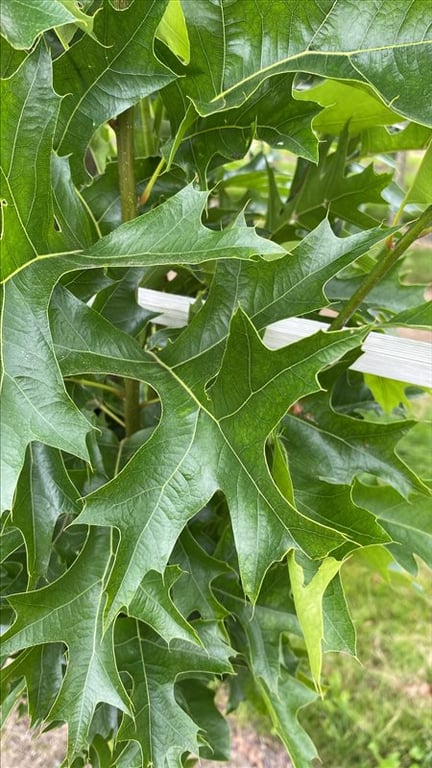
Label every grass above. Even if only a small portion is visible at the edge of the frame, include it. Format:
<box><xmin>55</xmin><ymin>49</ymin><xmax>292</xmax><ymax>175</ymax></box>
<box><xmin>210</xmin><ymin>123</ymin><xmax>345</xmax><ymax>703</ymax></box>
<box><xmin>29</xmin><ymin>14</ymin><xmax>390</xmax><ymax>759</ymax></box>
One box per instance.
<box><xmin>401</xmin><ymin>246</ymin><xmax>432</xmax><ymax>286</ymax></box>
<box><xmin>300</xmin><ymin>396</ymin><xmax>432</xmax><ymax>768</ymax></box>
<box><xmin>301</xmin><ymin>560</ymin><xmax>432</xmax><ymax>768</ymax></box>
<box><xmin>232</xmin><ymin>396</ymin><xmax>432</xmax><ymax>768</ymax></box>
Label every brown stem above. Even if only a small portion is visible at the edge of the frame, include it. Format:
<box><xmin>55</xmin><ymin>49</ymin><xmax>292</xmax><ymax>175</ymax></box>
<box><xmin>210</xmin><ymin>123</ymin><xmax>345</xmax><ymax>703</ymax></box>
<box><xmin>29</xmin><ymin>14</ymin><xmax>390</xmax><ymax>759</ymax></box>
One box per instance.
<box><xmin>115</xmin><ymin>104</ymin><xmax>142</xmax><ymax>435</ymax></box>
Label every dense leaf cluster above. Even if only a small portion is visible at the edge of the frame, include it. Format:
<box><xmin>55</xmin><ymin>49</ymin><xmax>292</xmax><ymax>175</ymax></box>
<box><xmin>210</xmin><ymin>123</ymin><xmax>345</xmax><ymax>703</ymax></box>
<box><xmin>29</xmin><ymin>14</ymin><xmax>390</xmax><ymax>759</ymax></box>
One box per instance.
<box><xmin>1</xmin><ymin>2</ymin><xmax>431</xmax><ymax>767</ymax></box>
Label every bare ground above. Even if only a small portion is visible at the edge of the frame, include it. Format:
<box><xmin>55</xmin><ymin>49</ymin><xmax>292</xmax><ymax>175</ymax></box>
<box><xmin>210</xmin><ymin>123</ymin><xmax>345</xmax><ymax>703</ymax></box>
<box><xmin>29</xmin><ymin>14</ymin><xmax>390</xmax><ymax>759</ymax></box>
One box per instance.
<box><xmin>0</xmin><ymin>712</ymin><xmax>291</xmax><ymax>768</ymax></box>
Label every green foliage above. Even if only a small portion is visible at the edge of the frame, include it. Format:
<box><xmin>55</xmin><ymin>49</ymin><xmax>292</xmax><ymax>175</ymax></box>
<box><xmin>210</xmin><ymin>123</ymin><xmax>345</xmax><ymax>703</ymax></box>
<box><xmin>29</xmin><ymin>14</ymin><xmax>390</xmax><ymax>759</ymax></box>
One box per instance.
<box><xmin>301</xmin><ymin>560</ymin><xmax>432</xmax><ymax>768</ymax></box>
<box><xmin>1</xmin><ymin>2</ymin><xmax>431</xmax><ymax>767</ymax></box>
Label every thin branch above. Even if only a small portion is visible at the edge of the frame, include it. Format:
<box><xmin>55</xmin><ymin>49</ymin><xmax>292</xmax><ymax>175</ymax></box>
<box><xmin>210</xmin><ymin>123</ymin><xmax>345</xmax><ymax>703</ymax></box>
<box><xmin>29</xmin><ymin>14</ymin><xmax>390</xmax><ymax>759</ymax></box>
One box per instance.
<box><xmin>330</xmin><ymin>205</ymin><xmax>432</xmax><ymax>330</ymax></box>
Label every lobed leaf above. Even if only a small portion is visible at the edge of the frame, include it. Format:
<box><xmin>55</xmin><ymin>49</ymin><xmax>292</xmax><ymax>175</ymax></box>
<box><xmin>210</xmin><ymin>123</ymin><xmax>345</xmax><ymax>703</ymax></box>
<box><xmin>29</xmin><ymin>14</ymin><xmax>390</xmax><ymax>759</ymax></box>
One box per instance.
<box><xmin>1</xmin><ymin>529</ymin><xmax>131</xmax><ymax>758</ymax></box>
<box><xmin>0</xmin><ymin>0</ymin><xmax>94</xmax><ymax>49</ymax></box>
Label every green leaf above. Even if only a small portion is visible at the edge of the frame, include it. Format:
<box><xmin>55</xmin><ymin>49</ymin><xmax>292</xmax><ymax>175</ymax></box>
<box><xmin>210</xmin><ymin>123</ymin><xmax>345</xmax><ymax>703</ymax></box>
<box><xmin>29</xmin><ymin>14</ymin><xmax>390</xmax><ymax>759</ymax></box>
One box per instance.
<box><xmin>56</xmin><ymin>0</ymin><xmax>96</xmax><ymax>37</ymax></box>
<box><xmin>404</xmin><ymin>140</ymin><xmax>432</xmax><ymax>204</ymax></box>
<box><xmin>215</xmin><ymin>567</ymin><xmax>299</xmax><ymax>694</ymax></box>
<box><xmin>0</xmin><ymin>0</ymin><xmax>93</xmax><ymax>49</ymax></box>
<box><xmin>363</xmin><ymin>375</ymin><xmax>411</xmax><ymax>413</ymax></box>
<box><xmin>1</xmin><ymin>529</ymin><xmax>131</xmax><ymax>759</ymax></box>
<box><xmin>214</xmin><ymin>563</ymin><xmax>320</xmax><ymax>767</ymax></box>
<box><xmin>1</xmin><ymin>186</ymin><xmax>282</xmax><ymax>513</ymax></box>
<box><xmin>361</xmin><ymin>122</ymin><xmax>432</xmax><ymax>155</ymax></box>
<box><xmin>0</xmin><ymin>34</ymin><xmax>26</xmax><ymax>77</ymax></box>
<box><xmin>1</xmin><ymin>644</ymin><xmax>64</xmax><ymax>725</ymax></box>
<box><xmin>387</xmin><ymin>301</ymin><xmax>432</xmax><ymax>329</ymax></box>
<box><xmin>353</xmin><ymin>482</ymin><xmax>432</xmax><ymax>573</ymax></box>
<box><xmin>51</xmin><ymin>154</ymin><xmax>99</xmax><ymax>250</ymax></box>
<box><xmin>12</xmin><ymin>442</ymin><xmax>81</xmax><ymax>586</ymax></box>
<box><xmin>175</xmin><ymin>680</ymin><xmax>230</xmax><ymax>760</ymax></box>
<box><xmin>91</xmin><ymin>268</ymin><xmax>154</xmax><ymax>337</ymax></box>
<box><xmin>294</xmin><ymin>79</ymin><xmax>401</xmax><ymax>136</ymax></box>
<box><xmin>277</xmin><ymin>426</ymin><xmax>392</xmax><ymax>548</ymax></box>
<box><xmin>81</xmin><ymin>157</ymin><xmax>187</xmax><ymax>235</ymax></box>
<box><xmin>114</xmin><ymin>619</ymin><xmax>233</xmax><ymax>768</ymax></box>
<box><xmin>327</xmin><ymin>263</ymin><xmax>426</xmax><ymax>317</ymax></box>
<box><xmin>75</xmin><ymin>307</ymin><xmax>362</xmax><ymax>620</ymax></box>
<box><xmin>172</xmin><ymin>528</ymin><xmax>231</xmax><ymax>621</ymax></box>
<box><xmin>0</xmin><ymin>525</ymin><xmax>23</xmax><ymax>563</ymax></box>
<box><xmin>322</xmin><ymin>573</ymin><xmax>356</xmax><ymax>655</ymax></box>
<box><xmin>156</xmin><ymin>0</ymin><xmax>190</xmax><ymax>65</ymax></box>
<box><xmin>281</xmin><ymin>403</ymin><xmax>428</xmax><ymax>500</ymax></box>
<box><xmin>84</xmin><ymin>185</ymin><xmax>284</xmax><ymax>263</ymax></box>
<box><xmin>288</xmin><ymin>552</ymin><xmax>342</xmax><ymax>690</ymax></box>
<box><xmin>0</xmin><ymin>274</ymin><xmax>93</xmax><ymax>513</ymax></box>
<box><xmin>53</xmin><ymin>0</ymin><xmax>176</xmax><ymax>183</ymax></box>
<box><xmin>276</xmin><ymin>128</ymin><xmax>392</xmax><ymax>232</ymax></box>
<box><xmin>0</xmin><ymin>44</ymin><xmax>61</xmax><ymax>278</ymax></box>
<box><xmin>159</xmin><ymin>218</ymin><xmax>391</xmax><ymax>385</ymax></box>
<box><xmin>259</xmin><ymin>672</ymin><xmax>318</xmax><ymax>768</ymax></box>
<box><xmin>127</xmin><ymin>566</ymin><xmax>200</xmax><ymax>646</ymax></box>
<box><xmin>173</xmin><ymin>0</ymin><xmax>432</xmax><ymax>127</ymax></box>
<box><xmin>165</xmin><ymin>73</ymin><xmax>320</xmax><ymax>181</ymax></box>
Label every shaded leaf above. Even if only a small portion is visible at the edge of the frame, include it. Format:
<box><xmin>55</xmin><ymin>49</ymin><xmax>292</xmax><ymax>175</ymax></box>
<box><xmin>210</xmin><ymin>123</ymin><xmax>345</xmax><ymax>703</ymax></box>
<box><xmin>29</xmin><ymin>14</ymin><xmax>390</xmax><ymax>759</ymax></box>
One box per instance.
<box><xmin>259</xmin><ymin>672</ymin><xmax>318</xmax><ymax>768</ymax></box>
<box><xmin>165</xmin><ymin>73</ymin><xmax>319</xmax><ymax>182</ymax></box>
<box><xmin>322</xmin><ymin>573</ymin><xmax>356</xmax><ymax>655</ymax></box>
<box><xmin>277</xmin><ymin>426</ymin><xmax>391</xmax><ymax>548</ymax></box>
<box><xmin>0</xmin><ymin>525</ymin><xmax>23</xmax><ymax>563</ymax></box>
<box><xmin>281</xmin><ymin>399</ymin><xmax>429</xmax><ymax>500</ymax></box>
<box><xmin>0</xmin><ymin>644</ymin><xmax>64</xmax><ymax>725</ymax></box>
<box><xmin>51</xmin><ymin>153</ymin><xmax>99</xmax><ymax>250</ymax></box>
<box><xmin>114</xmin><ymin>619</ymin><xmax>233</xmax><ymax>768</ymax></box>
<box><xmin>53</xmin><ymin>0</ymin><xmax>176</xmax><ymax>183</ymax></box>
<box><xmin>388</xmin><ymin>301</ymin><xmax>432</xmax><ymax>330</ymax></box>
<box><xmin>215</xmin><ymin>568</ymin><xmax>299</xmax><ymax>694</ymax></box>
<box><xmin>353</xmin><ymin>481</ymin><xmax>432</xmax><ymax>573</ymax></box>
<box><xmin>275</xmin><ymin>128</ymin><xmax>392</xmax><ymax>233</ymax></box>
<box><xmin>1</xmin><ymin>529</ymin><xmax>131</xmax><ymax>759</ymax></box>
<box><xmin>0</xmin><ymin>34</ymin><xmax>26</xmax><ymax>77</ymax></box>
<box><xmin>326</xmin><ymin>263</ymin><xmax>426</xmax><ymax>317</ymax></box>
<box><xmin>171</xmin><ymin>528</ymin><xmax>231</xmax><ymax>621</ymax></box>
<box><xmin>176</xmin><ymin>679</ymin><xmax>230</xmax><ymax>760</ymax></box>
<box><xmin>127</xmin><ymin>566</ymin><xmax>200</xmax><ymax>646</ymax></box>
<box><xmin>12</xmin><ymin>442</ymin><xmax>81</xmax><ymax>586</ymax></box>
